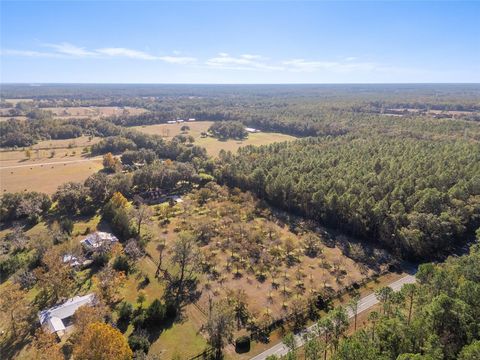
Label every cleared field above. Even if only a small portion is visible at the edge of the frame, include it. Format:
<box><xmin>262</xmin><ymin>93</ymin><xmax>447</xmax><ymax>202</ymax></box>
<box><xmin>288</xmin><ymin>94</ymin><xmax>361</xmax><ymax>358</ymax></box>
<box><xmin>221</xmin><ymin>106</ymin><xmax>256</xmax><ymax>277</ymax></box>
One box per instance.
<box><xmin>134</xmin><ymin>121</ymin><xmax>297</xmax><ymax>156</ymax></box>
<box><xmin>41</xmin><ymin>106</ymin><xmax>147</xmax><ymax>119</ymax></box>
<box><xmin>0</xmin><ymin>136</ymin><xmax>100</xmax><ymax>165</ymax></box>
<box><xmin>0</xmin><ymin>136</ymin><xmax>103</xmax><ymax>194</ymax></box>
<box><xmin>0</xmin><ymin>158</ymin><xmax>103</xmax><ymax>194</ymax></box>
<box><xmin>0</xmin><ymin>105</ymin><xmax>147</xmax><ymax>119</ymax></box>
<box><xmin>2</xmin><ymin>98</ymin><xmax>34</xmax><ymax>105</ymax></box>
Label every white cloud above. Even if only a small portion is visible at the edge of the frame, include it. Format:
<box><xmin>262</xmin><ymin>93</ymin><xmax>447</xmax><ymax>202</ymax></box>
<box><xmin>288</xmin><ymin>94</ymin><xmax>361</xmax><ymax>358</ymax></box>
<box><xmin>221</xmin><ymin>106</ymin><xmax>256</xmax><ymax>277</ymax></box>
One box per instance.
<box><xmin>282</xmin><ymin>58</ymin><xmax>376</xmax><ymax>73</ymax></box>
<box><xmin>240</xmin><ymin>54</ymin><xmax>264</xmax><ymax>60</ymax></box>
<box><xmin>96</xmin><ymin>47</ymin><xmax>157</xmax><ymax>60</ymax></box>
<box><xmin>0</xmin><ymin>49</ymin><xmax>61</xmax><ymax>58</ymax></box>
<box><xmin>1</xmin><ymin>43</ymin><xmax>198</xmax><ymax>64</ymax></box>
<box><xmin>2</xmin><ymin>44</ymin><xmax>412</xmax><ymax>77</ymax></box>
<box><xmin>158</xmin><ymin>56</ymin><xmax>197</xmax><ymax>64</ymax></box>
<box><xmin>44</xmin><ymin>42</ymin><xmax>95</xmax><ymax>57</ymax></box>
<box><xmin>206</xmin><ymin>53</ymin><xmax>283</xmax><ymax>71</ymax></box>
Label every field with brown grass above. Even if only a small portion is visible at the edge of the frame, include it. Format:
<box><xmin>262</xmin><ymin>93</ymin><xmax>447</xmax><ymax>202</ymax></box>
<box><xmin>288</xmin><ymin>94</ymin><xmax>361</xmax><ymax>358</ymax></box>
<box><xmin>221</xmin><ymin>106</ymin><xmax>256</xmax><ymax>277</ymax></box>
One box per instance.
<box><xmin>134</xmin><ymin>121</ymin><xmax>297</xmax><ymax>156</ymax></box>
<box><xmin>0</xmin><ymin>104</ymin><xmax>147</xmax><ymax>120</ymax></box>
<box><xmin>0</xmin><ymin>136</ymin><xmax>103</xmax><ymax>194</ymax></box>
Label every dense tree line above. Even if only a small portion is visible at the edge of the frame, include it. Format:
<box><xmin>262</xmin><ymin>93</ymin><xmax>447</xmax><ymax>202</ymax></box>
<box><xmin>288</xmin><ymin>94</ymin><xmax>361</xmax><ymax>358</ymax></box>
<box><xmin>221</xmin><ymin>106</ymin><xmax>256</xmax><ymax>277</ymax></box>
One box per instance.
<box><xmin>0</xmin><ymin>192</ymin><xmax>51</xmax><ymax>224</ymax></box>
<box><xmin>215</xmin><ymin>137</ymin><xmax>480</xmax><ymax>259</ymax></box>
<box><xmin>0</xmin><ymin>117</ymin><xmax>117</xmax><ymax>147</ymax></box>
<box><xmin>2</xmin><ymin>85</ymin><xmax>479</xmax><ymax>150</ymax></box>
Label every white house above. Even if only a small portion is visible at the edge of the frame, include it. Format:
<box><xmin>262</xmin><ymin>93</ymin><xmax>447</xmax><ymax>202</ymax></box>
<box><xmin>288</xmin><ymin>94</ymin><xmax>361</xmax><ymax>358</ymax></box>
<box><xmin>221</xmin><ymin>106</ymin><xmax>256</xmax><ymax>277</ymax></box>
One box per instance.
<box><xmin>167</xmin><ymin>120</ymin><xmax>176</xmax><ymax>124</ymax></box>
<box><xmin>177</xmin><ymin>119</ymin><xmax>184</xmax><ymax>123</ymax></box>
<box><xmin>188</xmin><ymin>118</ymin><xmax>196</xmax><ymax>122</ymax></box>
<box><xmin>245</xmin><ymin>127</ymin><xmax>260</xmax><ymax>133</ymax></box>
<box><xmin>80</xmin><ymin>231</ymin><xmax>118</xmax><ymax>251</ymax></box>
<box><xmin>38</xmin><ymin>294</ymin><xmax>95</xmax><ymax>337</ymax></box>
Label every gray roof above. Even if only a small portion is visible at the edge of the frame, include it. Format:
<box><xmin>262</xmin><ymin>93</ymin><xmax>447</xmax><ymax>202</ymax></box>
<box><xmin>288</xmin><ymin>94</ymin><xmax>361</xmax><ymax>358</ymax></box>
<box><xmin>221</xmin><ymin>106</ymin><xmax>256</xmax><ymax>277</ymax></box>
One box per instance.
<box><xmin>80</xmin><ymin>232</ymin><xmax>118</xmax><ymax>249</ymax></box>
<box><xmin>38</xmin><ymin>293</ymin><xmax>95</xmax><ymax>333</ymax></box>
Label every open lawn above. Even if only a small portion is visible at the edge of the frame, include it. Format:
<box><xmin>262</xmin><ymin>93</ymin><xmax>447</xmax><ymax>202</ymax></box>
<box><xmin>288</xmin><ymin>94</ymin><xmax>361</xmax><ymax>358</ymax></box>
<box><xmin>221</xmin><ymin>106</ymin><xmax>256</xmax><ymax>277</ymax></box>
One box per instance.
<box><xmin>134</xmin><ymin>121</ymin><xmax>297</xmax><ymax>156</ymax></box>
<box><xmin>0</xmin><ymin>136</ymin><xmax>103</xmax><ymax>194</ymax></box>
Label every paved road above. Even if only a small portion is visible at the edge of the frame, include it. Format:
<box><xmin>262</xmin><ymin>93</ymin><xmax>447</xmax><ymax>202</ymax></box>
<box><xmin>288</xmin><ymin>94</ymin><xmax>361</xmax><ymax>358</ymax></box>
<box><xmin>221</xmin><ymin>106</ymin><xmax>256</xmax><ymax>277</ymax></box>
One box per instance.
<box><xmin>250</xmin><ymin>274</ymin><xmax>416</xmax><ymax>360</ymax></box>
<box><xmin>0</xmin><ymin>157</ymin><xmax>102</xmax><ymax>170</ymax></box>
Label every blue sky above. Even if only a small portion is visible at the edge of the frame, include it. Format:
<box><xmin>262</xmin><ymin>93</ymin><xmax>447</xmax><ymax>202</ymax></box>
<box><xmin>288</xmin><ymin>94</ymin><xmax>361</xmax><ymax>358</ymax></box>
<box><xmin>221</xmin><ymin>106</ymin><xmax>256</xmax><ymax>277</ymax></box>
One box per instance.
<box><xmin>1</xmin><ymin>1</ymin><xmax>479</xmax><ymax>83</ymax></box>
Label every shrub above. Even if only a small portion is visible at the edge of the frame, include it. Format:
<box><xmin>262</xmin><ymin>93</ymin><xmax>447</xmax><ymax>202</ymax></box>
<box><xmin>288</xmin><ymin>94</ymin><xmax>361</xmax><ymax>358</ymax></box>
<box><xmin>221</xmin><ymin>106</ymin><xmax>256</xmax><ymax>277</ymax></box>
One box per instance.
<box><xmin>145</xmin><ymin>299</ymin><xmax>166</xmax><ymax>327</ymax></box>
<box><xmin>128</xmin><ymin>330</ymin><xmax>150</xmax><ymax>353</ymax></box>
<box><xmin>132</xmin><ymin>311</ymin><xmax>147</xmax><ymax>329</ymax></box>
<box><xmin>117</xmin><ymin>301</ymin><xmax>133</xmax><ymax>323</ymax></box>
<box><xmin>113</xmin><ymin>255</ymin><xmax>131</xmax><ymax>274</ymax></box>
<box><xmin>60</xmin><ymin>218</ymin><xmax>74</xmax><ymax>235</ymax></box>
<box><xmin>92</xmin><ymin>252</ymin><xmax>110</xmax><ymax>267</ymax></box>
<box><xmin>235</xmin><ymin>336</ymin><xmax>251</xmax><ymax>353</ymax></box>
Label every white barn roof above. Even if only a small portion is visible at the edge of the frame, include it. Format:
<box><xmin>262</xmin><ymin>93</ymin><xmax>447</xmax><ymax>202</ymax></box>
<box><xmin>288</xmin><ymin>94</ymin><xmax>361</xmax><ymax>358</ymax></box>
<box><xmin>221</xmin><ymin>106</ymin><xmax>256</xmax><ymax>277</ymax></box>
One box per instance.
<box><xmin>38</xmin><ymin>294</ymin><xmax>95</xmax><ymax>334</ymax></box>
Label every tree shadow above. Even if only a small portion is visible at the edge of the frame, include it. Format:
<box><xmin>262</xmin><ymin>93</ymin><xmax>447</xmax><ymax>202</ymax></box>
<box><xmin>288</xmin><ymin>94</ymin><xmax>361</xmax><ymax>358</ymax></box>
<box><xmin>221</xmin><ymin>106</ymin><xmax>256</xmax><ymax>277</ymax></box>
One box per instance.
<box><xmin>145</xmin><ymin>314</ymin><xmax>176</xmax><ymax>344</ymax></box>
<box><xmin>163</xmin><ymin>277</ymin><xmax>202</xmax><ymax>308</ymax></box>
<box><xmin>0</xmin><ymin>333</ymin><xmax>32</xmax><ymax>360</ymax></box>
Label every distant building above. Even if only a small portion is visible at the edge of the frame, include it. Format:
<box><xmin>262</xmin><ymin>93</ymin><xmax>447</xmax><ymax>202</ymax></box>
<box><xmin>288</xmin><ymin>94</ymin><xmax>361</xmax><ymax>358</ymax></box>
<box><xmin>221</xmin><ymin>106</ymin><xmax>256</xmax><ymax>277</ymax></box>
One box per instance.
<box><xmin>177</xmin><ymin>119</ymin><xmax>184</xmax><ymax>123</ymax></box>
<box><xmin>62</xmin><ymin>254</ymin><xmax>92</xmax><ymax>268</ymax></box>
<box><xmin>38</xmin><ymin>294</ymin><xmax>95</xmax><ymax>337</ymax></box>
<box><xmin>188</xmin><ymin>118</ymin><xmax>196</xmax><ymax>122</ymax></box>
<box><xmin>167</xmin><ymin>120</ymin><xmax>177</xmax><ymax>124</ymax></box>
<box><xmin>245</xmin><ymin>127</ymin><xmax>260</xmax><ymax>133</ymax></box>
<box><xmin>80</xmin><ymin>232</ymin><xmax>118</xmax><ymax>251</ymax></box>
<box><xmin>62</xmin><ymin>254</ymin><xmax>81</xmax><ymax>267</ymax></box>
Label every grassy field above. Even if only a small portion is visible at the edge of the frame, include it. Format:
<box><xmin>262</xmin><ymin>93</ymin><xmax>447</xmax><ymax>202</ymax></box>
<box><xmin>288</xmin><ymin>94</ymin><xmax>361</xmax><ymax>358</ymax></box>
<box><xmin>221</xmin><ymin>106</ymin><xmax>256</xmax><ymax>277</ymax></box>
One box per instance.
<box><xmin>134</xmin><ymin>121</ymin><xmax>297</xmax><ymax>156</ymax></box>
<box><xmin>0</xmin><ymin>136</ymin><xmax>103</xmax><ymax>194</ymax></box>
<box><xmin>0</xmin><ymin>104</ymin><xmax>147</xmax><ymax>120</ymax></box>
<box><xmin>41</xmin><ymin>106</ymin><xmax>147</xmax><ymax>119</ymax></box>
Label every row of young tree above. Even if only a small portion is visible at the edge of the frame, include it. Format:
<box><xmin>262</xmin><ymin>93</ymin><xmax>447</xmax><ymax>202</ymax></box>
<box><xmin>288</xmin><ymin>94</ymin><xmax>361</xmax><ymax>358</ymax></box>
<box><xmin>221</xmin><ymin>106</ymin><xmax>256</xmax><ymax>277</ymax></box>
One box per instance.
<box><xmin>274</xmin><ymin>236</ymin><xmax>480</xmax><ymax>360</ymax></box>
<box><xmin>215</xmin><ymin>136</ymin><xmax>480</xmax><ymax>259</ymax></box>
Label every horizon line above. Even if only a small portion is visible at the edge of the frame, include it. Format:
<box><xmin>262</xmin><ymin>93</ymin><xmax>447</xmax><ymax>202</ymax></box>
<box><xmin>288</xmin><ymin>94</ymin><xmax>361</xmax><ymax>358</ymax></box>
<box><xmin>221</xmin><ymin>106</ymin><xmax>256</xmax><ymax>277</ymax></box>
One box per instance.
<box><xmin>2</xmin><ymin>82</ymin><xmax>480</xmax><ymax>86</ymax></box>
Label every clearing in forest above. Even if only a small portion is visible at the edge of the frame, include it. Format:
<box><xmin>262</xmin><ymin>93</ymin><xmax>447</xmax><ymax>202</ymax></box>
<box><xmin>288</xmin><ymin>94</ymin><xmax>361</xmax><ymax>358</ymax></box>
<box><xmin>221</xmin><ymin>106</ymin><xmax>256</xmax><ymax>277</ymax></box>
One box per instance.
<box><xmin>133</xmin><ymin>121</ymin><xmax>297</xmax><ymax>156</ymax></box>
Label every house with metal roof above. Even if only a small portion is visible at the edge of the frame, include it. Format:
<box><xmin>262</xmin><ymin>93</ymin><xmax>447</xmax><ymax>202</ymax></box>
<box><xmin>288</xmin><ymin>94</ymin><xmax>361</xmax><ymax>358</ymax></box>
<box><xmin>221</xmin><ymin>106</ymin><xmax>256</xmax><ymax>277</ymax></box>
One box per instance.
<box><xmin>80</xmin><ymin>231</ymin><xmax>118</xmax><ymax>251</ymax></box>
<box><xmin>38</xmin><ymin>294</ymin><xmax>95</xmax><ymax>337</ymax></box>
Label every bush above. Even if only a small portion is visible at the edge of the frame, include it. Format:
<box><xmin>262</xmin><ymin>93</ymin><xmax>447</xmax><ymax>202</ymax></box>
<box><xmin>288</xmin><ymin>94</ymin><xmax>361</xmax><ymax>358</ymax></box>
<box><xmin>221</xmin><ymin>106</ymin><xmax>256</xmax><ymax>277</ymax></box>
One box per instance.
<box><xmin>92</xmin><ymin>252</ymin><xmax>110</xmax><ymax>267</ymax></box>
<box><xmin>145</xmin><ymin>299</ymin><xmax>166</xmax><ymax>327</ymax></box>
<box><xmin>128</xmin><ymin>330</ymin><xmax>150</xmax><ymax>353</ymax></box>
<box><xmin>235</xmin><ymin>336</ymin><xmax>251</xmax><ymax>353</ymax></box>
<box><xmin>117</xmin><ymin>301</ymin><xmax>133</xmax><ymax>323</ymax></box>
<box><xmin>132</xmin><ymin>311</ymin><xmax>147</xmax><ymax>329</ymax></box>
<box><xmin>113</xmin><ymin>255</ymin><xmax>131</xmax><ymax>274</ymax></box>
<box><xmin>60</xmin><ymin>218</ymin><xmax>74</xmax><ymax>235</ymax></box>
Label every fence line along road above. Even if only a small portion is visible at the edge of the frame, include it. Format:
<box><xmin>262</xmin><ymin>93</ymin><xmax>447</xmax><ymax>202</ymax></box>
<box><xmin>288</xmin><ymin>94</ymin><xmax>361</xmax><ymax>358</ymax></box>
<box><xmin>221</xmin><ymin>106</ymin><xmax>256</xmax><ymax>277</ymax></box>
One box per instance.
<box><xmin>250</xmin><ymin>274</ymin><xmax>416</xmax><ymax>360</ymax></box>
<box><xmin>0</xmin><ymin>157</ymin><xmax>102</xmax><ymax>170</ymax></box>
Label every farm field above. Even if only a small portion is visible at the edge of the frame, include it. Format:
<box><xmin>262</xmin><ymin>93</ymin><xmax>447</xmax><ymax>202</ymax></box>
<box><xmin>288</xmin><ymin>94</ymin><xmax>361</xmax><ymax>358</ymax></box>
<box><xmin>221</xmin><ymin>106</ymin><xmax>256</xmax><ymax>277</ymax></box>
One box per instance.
<box><xmin>0</xmin><ymin>104</ymin><xmax>147</xmax><ymax>119</ymax></box>
<box><xmin>0</xmin><ymin>136</ymin><xmax>103</xmax><ymax>194</ymax></box>
<box><xmin>0</xmin><ymin>159</ymin><xmax>103</xmax><ymax>194</ymax></box>
<box><xmin>41</xmin><ymin>106</ymin><xmax>147</xmax><ymax>119</ymax></box>
<box><xmin>133</xmin><ymin>121</ymin><xmax>297</xmax><ymax>156</ymax></box>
